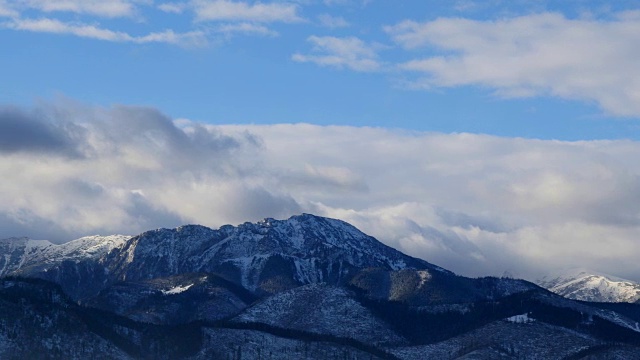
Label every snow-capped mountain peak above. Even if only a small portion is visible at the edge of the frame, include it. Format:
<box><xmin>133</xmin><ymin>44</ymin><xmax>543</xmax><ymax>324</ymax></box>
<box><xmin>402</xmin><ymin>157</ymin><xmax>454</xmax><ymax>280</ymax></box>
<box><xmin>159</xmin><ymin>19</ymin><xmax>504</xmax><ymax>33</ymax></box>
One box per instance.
<box><xmin>537</xmin><ymin>268</ymin><xmax>640</xmax><ymax>303</ymax></box>
<box><xmin>107</xmin><ymin>214</ymin><xmax>446</xmax><ymax>294</ymax></box>
<box><xmin>5</xmin><ymin>215</ymin><xmax>640</xmax><ymax>358</ymax></box>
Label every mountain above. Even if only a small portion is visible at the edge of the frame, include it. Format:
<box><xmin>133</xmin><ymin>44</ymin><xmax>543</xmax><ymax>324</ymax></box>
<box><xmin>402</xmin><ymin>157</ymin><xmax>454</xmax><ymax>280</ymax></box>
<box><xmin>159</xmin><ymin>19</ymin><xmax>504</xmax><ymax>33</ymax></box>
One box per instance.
<box><xmin>0</xmin><ymin>277</ymin><xmax>202</xmax><ymax>360</ymax></box>
<box><xmin>2</xmin><ymin>214</ymin><xmax>640</xmax><ymax>359</ymax></box>
<box><xmin>538</xmin><ymin>268</ymin><xmax>640</xmax><ymax>303</ymax></box>
<box><xmin>0</xmin><ymin>235</ymin><xmax>130</xmax><ymax>299</ymax></box>
<box><xmin>104</xmin><ymin>214</ymin><xmax>448</xmax><ymax>295</ymax></box>
<box><xmin>2</xmin><ymin>214</ymin><xmax>448</xmax><ymax>300</ymax></box>
<box><xmin>0</xmin><ymin>235</ymin><xmax>129</xmax><ymax>274</ymax></box>
<box><xmin>81</xmin><ymin>272</ymin><xmax>257</xmax><ymax>324</ymax></box>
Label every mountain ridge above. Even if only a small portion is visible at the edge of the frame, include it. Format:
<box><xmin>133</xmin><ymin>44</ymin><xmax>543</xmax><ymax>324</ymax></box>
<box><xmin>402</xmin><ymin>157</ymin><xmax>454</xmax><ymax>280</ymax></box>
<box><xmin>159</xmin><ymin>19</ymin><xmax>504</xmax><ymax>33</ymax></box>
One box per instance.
<box><xmin>107</xmin><ymin>214</ymin><xmax>455</xmax><ymax>295</ymax></box>
<box><xmin>538</xmin><ymin>268</ymin><xmax>640</xmax><ymax>303</ymax></box>
<box><xmin>0</xmin><ymin>214</ymin><xmax>449</xmax><ymax>299</ymax></box>
<box><xmin>2</xmin><ymin>214</ymin><xmax>640</xmax><ymax>359</ymax></box>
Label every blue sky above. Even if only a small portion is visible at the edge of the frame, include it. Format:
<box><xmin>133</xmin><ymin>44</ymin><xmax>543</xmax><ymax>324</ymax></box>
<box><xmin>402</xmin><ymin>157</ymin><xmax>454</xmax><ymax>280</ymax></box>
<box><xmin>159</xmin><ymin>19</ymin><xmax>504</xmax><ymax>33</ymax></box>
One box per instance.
<box><xmin>2</xmin><ymin>0</ymin><xmax>640</xmax><ymax>139</ymax></box>
<box><xmin>2</xmin><ymin>0</ymin><xmax>640</xmax><ymax>280</ymax></box>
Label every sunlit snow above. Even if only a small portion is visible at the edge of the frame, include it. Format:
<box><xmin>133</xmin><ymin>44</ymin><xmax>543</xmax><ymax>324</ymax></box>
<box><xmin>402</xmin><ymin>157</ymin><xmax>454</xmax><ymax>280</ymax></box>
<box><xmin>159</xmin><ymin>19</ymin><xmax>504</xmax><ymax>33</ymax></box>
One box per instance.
<box><xmin>161</xmin><ymin>284</ymin><xmax>193</xmax><ymax>295</ymax></box>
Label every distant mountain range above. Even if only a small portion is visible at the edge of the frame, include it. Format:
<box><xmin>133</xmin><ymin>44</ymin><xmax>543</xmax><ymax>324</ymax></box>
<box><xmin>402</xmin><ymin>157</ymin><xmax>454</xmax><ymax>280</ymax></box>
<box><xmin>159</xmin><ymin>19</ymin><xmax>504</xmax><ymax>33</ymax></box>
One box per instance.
<box><xmin>1</xmin><ymin>214</ymin><xmax>640</xmax><ymax>359</ymax></box>
<box><xmin>537</xmin><ymin>268</ymin><xmax>640</xmax><ymax>303</ymax></box>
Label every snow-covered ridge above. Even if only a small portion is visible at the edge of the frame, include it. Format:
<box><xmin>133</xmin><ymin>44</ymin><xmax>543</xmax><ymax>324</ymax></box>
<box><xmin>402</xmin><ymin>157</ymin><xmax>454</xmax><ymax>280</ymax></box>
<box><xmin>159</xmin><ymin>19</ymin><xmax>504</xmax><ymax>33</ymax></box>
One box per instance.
<box><xmin>0</xmin><ymin>235</ymin><xmax>131</xmax><ymax>276</ymax></box>
<box><xmin>537</xmin><ymin>268</ymin><xmax>640</xmax><ymax>303</ymax></box>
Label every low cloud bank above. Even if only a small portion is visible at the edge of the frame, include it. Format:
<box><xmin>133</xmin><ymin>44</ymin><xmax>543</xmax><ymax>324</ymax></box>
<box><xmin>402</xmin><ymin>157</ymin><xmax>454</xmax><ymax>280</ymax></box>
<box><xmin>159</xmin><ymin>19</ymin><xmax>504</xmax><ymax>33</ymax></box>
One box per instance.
<box><xmin>2</xmin><ymin>101</ymin><xmax>639</xmax><ymax>281</ymax></box>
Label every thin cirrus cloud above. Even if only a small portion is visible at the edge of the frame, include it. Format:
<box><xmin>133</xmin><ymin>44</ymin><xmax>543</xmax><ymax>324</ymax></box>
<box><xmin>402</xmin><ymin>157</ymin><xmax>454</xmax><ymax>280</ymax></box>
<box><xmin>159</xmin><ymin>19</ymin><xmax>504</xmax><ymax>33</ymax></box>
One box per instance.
<box><xmin>385</xmin><ymin>12</ymin><xmax>640</xmax><ymax>117</ymax></box>
<box><xmin>6</xmin><ymin>1</ymin><xmax>639</xmax><ymax>121</ymax></box>
<box><xmin>6</xmin><ymin>17</ymin><xmax>208</xmax><ymax>46</ymax></box>
<box><xmin>190</xmin><ymin>0</ymin><xmax>303</xmax><ymax>23</ymax></box>
<box><xmin>16</xmin><ymin>0</ymin><xmax>138</xmax><ymax>18</ymax></box>
<box><xmin>292</xmin><ymin>35</ymin><xmax>382</xmax><ymax>72</ymax></box>
<box><xmin>1</xmin><ymin>0</ymin><xmax>303</xmax><ymax>45</ymax></box>
<box><xmin>317</xmin><ymin>13</ymin><xmax>349</xmax><ymax>29</ymax></box>
<box><xmin>216</xmin><ymin>22</ymin><xmax>278</xmax><ymax>37</ymax></box>
<box><xmin>0</xmin><ymin>1</ymin><xmax>17</xmax><ymax>17</ymax></box>
<box><xmin>157</xmin><ymin>2</ymin><xmax>187</xmax><ymax>14</ymax></box>
<box><xmin>4</xmin><ymin>100</ymin><xmax>640</xmax><ymax>282</ymax></box>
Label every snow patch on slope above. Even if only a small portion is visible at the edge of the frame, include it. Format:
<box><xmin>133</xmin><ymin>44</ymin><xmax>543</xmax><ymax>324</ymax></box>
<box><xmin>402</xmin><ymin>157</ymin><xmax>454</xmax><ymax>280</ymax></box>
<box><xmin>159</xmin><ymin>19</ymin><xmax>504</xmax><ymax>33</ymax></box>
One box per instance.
<box><xmin>161</xmin><ymin>284</ymin><xmax>193</xmax><ymax>295</ymax></box>
<box><xmin>506</xmin><ymin>313</ymin><xmax>534</xmax><ymax>323</ymax></box>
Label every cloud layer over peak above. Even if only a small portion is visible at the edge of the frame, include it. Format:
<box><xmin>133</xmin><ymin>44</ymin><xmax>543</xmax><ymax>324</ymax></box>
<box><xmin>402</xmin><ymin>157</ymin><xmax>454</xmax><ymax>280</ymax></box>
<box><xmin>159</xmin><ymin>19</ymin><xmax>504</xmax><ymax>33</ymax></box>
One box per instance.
<box><xmin>3</xmin><ymin>101</ymin><xmax>640</xmax><ymax>282</ymax></box>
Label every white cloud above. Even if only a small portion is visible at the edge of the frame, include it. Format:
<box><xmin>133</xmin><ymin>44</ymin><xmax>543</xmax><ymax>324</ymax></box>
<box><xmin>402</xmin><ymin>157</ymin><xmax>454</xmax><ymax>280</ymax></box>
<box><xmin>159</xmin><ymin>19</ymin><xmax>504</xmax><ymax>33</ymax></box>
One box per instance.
<box><xmin>0</xmin><ymin>1</ymin><xmax>18</xmax><ymax>17</ymax></box>
<box><xmin>385</xmin><ymin>12</ymin><xmax>640</xmax><ymax>117</ymax></box>
<box><xmin>323</xmin><ymin>0</ymin><xmax>347</xmax><ymax>5</ymax></box>
<box><xmin>6</xmin><ymin>17</ymin><xmax>207</xmax><ymax>46</ymax></box>
<box><xmin>158</xmin><ymin>2</ymin><xmax>187</xmax><ymax>14</ymax></box>
<box><xmin>19</xmin><ymin>0</ymin><xmax>139</xmax><ymax>18</ymax></box>
<box><xmin>2</xmin><ymin>101</ymin><xmax>640</xmax><ymax>282</ymax></box>
<box><xmin>191</xmin><ymin>0</ymin><xmax>303</xmax><ymax>23</ymax></box>
<box><xmin>292</xmin><ymin>35</ymin><xmax>381</xmax><ymax>72</ymax></box>
<box><xmin>215</xmin><ymin>123</ymin><xmax>640</xmax><ymax>281</ymax></box>
<box><xmin>216</xmin><ymin>22</ymin><xmax>278</xmax><ymax>37</ymax></box>
<box><xmin>317</xmin><ymin>13</ymin><xmax>349</xmax><ymax>28</ymax></box>
<box><xmin>323</xmin><ymin>0</ymin><xmax>371</xmax><ymax>6</ymax></box>
<box><xmin>2</xmin><ymin>0</ymin><xmax>291</xmax><ymax>45</ymax></box>
<box><xmin>453</xmin><ymin>1</ymin><xmax>480</xmax><ymax>12</ymax></box>
<box><xmin>0</xmin><ymin>102</ymin><xmax>296</xmax><ymax>241</ymax></box>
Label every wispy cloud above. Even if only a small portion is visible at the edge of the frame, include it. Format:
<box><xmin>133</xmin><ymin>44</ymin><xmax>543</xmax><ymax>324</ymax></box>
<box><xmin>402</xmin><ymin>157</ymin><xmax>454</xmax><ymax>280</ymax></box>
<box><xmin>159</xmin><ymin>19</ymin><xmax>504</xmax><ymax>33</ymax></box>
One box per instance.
<box><xmin>385</xmin><ymin>12</ymin><xmax>640</xmax><ymax>117</ymax></box>
<box><xmin>157</xmin><ymin>2</ymin><xmax>187</xmax><ymax>14</ymax></box>
<box><xmin>216</xmin><ymin>22</ymin><xmax>278</xmax><ymax>37</ymax></box>
<box><xmin>323</xmin><ymin>0</ymin><xmax>371</xmax><ymax>7</ymax></box>
<box><xmin>191</xmin><ymin>0</ymin><xmax>303</xmax><ymax>23</ymax></box>
<box><xmin>0</xmin><ymin>0</ymin><xmax>18</xmax><ymax>17</ymax></box>
<box><xmin>6</xmin><ymin>17</ymin><xmax>207</xmax><ymax>46</ymax></box>
<box><xmin>292</xmin><ymin>35</ymin><xmax>381</xmax><ymax>72</ymax></box>
<box><xmin>2</xmin><ymin>0</ymin><xmax>297</xmax><ymax>45</ymax></box>
<box><xmin>452</xmin><ymin>0</ymin><xmax>481</xmax><ymax>12</ymax></box>
<box><xmin>317</xmin><ymin>13</ymin><xmax>349</xmax><ymax>28</ymax></box>
<box><xmin>18</xmin><ymin>0</ymin><xmax>139</xmax><ymax>18</ymax></box>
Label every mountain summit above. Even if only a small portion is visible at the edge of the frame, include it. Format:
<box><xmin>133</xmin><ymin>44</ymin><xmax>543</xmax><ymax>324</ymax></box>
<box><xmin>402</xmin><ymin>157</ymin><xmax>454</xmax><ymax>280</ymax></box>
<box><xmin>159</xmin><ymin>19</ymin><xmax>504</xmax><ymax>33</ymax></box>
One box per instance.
<box><xmin>105</xmin><ymin>213</ymin><xmax>450</xmax><ymax>295</ymax></box>
<box><xmin>537</xmin><ymin>268</ymin><xmax>640</xmax><ymax>303</ymax></box>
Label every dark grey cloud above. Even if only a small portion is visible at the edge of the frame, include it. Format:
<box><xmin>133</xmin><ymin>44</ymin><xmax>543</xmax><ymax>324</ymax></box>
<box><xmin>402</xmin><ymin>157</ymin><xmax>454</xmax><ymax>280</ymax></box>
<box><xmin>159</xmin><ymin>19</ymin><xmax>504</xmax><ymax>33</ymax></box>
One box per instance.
<box><xmin>0</xmin><ymin>106</ymin><xmax>85</xmax><ymax>156</ymax></box>
<box><xmin>87</xmin><ymin>105</ymin><xmax>248</xmax><ymax>174</ymax></box>
<box><xmin>0</xmin><ymin>101</ymin><xmax>288</xmax><ymax>242</ymax></box>
<box><xmin>123</xmin><ymin>192</ymin><xmax>185</xmax><ymax>232</ymax></box>
<box><xmin>90</xmin><ymin>106</ymin><xmax>208</xmax><ymax>143</ymax></box>
<box><xmin>222</xmin><ymin>187</ymin><xmax>303</xmax><ymax>224</ymax></box>
<box><xmin>436</xmin><ymin>208</ymin><xmax>513</xmax><ymax>233</ymax></box>
<box><xmin>0</xmin><ymin>210</ymin><xmax>74</xmax><ymax>243</ymax></box>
